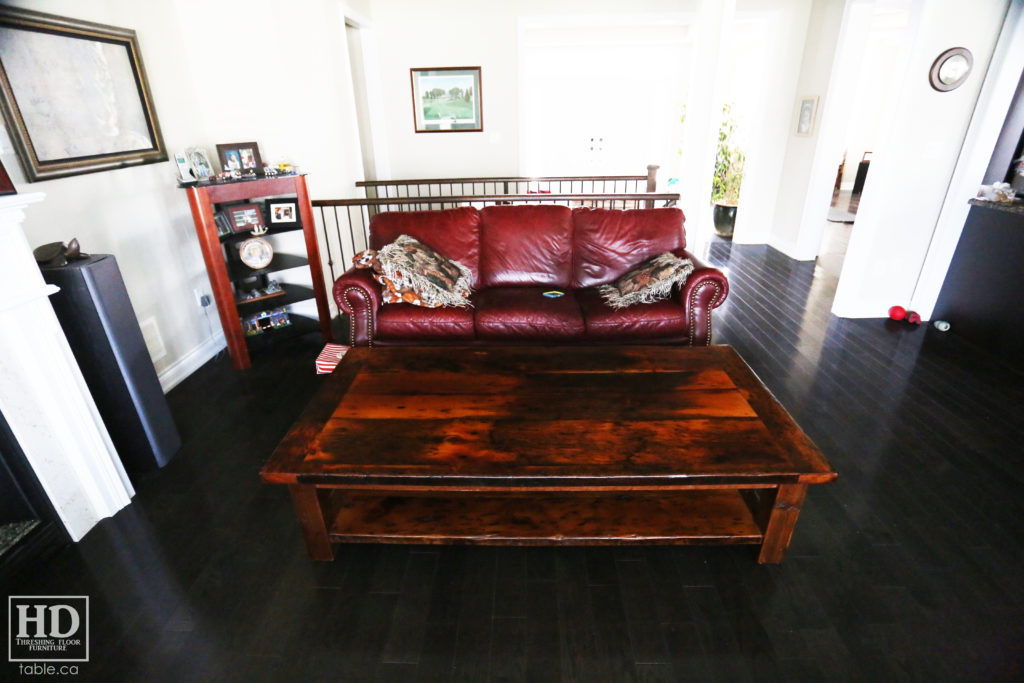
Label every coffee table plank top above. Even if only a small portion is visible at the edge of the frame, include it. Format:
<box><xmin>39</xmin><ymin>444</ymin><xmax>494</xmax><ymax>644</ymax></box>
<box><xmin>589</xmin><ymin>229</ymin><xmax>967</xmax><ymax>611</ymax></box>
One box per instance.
<box><xmin>261</xmin><ymin>346</ymin><xmax>835</xmax><ymax>488</ymax></box>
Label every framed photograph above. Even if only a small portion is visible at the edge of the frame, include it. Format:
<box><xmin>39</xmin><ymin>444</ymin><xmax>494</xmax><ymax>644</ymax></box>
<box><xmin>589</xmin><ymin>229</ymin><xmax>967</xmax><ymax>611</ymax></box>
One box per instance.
<box><xmin>213</xmin><ymin>211</ymin><xmax>232</xmax><ymax>237</ymax></box>
<box><xmin>216</xmin><ymin>142</ymin><xmax>263</xmax><ymax>174</ymax></box>
<box><xmin>0</xmin><ymin>7</ymin><xmax>167</xmax><ymax>182</ymax></box>
<box><xmin>265</xmin><ymin>198</ymin><xmax>300</xmax><ymax>228</ymax></box>
<box><xmin>410</xmin><ymin>67</ymin><xmax>482</xmax><ymax>133</ymax></box>
<box><xmin>186</xmin><ymin>147</ymin><xmax>215</xmax><ymax>180</ymax></box>
<box><xmin>226</xmin><ymin>203</ymin><xmax>265</xmax><ymax>234</ymax></box>
<box><xmin>796</xmin><ymin>96</ymin><xmax>819</xmax><ymax>137</ymax></box>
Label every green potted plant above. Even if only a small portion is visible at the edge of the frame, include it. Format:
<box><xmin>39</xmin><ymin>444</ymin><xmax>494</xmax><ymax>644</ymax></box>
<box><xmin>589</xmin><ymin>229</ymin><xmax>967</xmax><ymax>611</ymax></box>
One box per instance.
<box><xmin>710</xmin><ymin>104</ymin><xmax>745</xmax><ymax>238</ymax></box>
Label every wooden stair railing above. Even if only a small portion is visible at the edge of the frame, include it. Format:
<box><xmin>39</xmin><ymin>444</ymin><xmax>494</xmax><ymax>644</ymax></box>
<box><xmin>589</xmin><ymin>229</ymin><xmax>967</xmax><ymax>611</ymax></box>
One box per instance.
<box><xmin>356</xmin><ymin>165</ymin><xmax>660</xmax><ymax>200</ymax></box>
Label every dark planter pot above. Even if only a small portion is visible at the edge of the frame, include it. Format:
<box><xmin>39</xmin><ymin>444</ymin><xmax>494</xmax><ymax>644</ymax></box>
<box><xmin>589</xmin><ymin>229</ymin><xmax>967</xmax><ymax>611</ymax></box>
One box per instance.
<box><xmin>713</xmin><ymin>203</ymin><xmax>737</xmax><ymax>238</ymax></box>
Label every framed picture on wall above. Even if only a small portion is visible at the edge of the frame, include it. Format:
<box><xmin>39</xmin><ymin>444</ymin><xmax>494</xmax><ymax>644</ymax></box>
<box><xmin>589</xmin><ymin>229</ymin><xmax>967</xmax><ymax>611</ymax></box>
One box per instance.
<box><xmin>0</xmin><ymin>6</ymin><xmax>168</xmax><ymax>182</ymax></box>
<box><xmin>795</xmin><ymin>96</ymin><xmax>819</xmax><ymax>137</ymax></box>
<box><xmin>410</xmin><ymin>66</ymin><xmax>483</xmax><ymax>133</ymax></box>
<box><xmin>216</xmin><ymin>142</ymin><xmax>263</xmax><ymax>174</ymax></box>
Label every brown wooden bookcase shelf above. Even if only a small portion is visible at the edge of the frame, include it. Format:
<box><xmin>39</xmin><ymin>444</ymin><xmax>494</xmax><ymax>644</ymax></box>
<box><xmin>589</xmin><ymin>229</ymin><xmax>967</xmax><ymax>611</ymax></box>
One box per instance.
<box><xmin>185</xmin><ymin>175</ymin><xmax>332</xmax><ymax>369</ymax></box>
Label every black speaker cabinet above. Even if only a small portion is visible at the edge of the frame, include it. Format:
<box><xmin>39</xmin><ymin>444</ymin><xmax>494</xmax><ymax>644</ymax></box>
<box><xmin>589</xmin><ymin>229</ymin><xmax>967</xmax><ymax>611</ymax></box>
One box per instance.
<box><xmin>41</xmin><ymin>255</ymin><xmax>180</xmax><ymax>473</ymax></box>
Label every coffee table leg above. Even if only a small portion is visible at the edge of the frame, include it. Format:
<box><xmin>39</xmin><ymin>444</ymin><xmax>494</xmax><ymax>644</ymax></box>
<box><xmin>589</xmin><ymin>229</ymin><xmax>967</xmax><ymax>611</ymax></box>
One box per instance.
<box><xmin>758</xmin><ymin>484</ymin><xmax>808</xmax><ymax>564</ymax></box>
<box><xmin>288</xmin><ymin>484</ymin><xmax>335</xmax><ymax>561</ymax></box>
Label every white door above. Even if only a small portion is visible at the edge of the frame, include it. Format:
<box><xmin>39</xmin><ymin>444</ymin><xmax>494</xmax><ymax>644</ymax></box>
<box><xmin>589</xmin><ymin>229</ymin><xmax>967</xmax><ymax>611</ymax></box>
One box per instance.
<box><xmin>520</xmin><ymin>20</ymin><xmax>693</xmax><ymax>180</ymax></box>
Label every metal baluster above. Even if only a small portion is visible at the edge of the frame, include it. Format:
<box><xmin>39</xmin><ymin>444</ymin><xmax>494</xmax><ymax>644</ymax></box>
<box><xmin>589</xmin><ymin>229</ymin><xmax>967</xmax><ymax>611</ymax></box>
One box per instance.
<box><xmin>344</xmin><ymin>207</ymin><xmax>355</xmax><ymax>264</ymax></box>
<box><xmin>318</xmin><ymin>206</ymin><xmax>336</xmax><ymax>283</ymax></box>
<box><xmin>353</xmin><ymin>206</ymin><xmax>362</xmax><ymax>259</ymax></box>
<box><xmin>334</xmin><ymin>207</ymin><xmax>347</xmax><ymax>267</ymax></box>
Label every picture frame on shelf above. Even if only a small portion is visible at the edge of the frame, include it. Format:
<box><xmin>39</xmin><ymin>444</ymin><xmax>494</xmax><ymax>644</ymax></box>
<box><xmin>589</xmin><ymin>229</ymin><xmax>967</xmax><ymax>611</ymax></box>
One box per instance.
<box><xmin>0</xmin><ymin>7</ymin><xmax>168</xmax><ymax>182</ymax></box>
<box><xmin>216</xmin><ymin>142</ymin><xmax>263</xmax><ymax>174</ymax></box>
<box><xmin>410</xmin><ymin>66</ymin><xmax>482</xmax><ymax>133</ymax></box>
<box><xmin>225</xmin><ymin>203</ymin><xmax>265</xmax><ymax>233</ymax></box>
<box><xmin>186</xmin><ymin>147</ymin><xmax>215</xmax><ymax>179</ymax></box>
<box><xmin>213</xmin><ymin>210</ymin><xmax>232</xmax><ymax>237</ymax></box>
<box><xmin>265</xmin><ymin>198</ymin><xmax>300</xmax><ymax>228</ymax></box>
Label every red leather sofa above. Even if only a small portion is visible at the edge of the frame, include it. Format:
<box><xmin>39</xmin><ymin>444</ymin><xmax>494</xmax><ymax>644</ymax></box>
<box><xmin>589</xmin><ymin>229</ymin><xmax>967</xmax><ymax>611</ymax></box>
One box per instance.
<box><xmin>332</xmin><ymin>205</ymin><xmax>729</xmax><ymax>347</ymax></box>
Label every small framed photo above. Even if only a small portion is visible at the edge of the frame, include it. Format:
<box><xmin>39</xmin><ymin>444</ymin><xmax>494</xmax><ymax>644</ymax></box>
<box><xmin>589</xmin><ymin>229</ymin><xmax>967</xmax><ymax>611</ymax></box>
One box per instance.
<box><xmin>265</xmin><ymin>198</ymin><xmax>300</xmax><ymax>228</ymax></box>
<box><xmin>795</xmin><ymin>96</ymin><xmax>818</xmax><ymax>137</ymax></box>
<box><xmin>216</xmin><ymin>142</ymin><xmax>263</xmax><ymax>174</ymax></box>
<box><xmin>186</xmin><ymin>147</ymin><xmax>215</xmax><ymax>179</ymax></box>
<box><xmin>410</xmin><ymin>67</ymin><xmax>482</xmax><ymax>133</ymax></box>
<box><xmin>213</xmin><ymin>210</ymin><xmax>232</xmax><ymax>237</ymax></box>
<box><xmin>226</xmin><ymin>203</ymin><xmax>265</xmax><ymax>233</ymax></box>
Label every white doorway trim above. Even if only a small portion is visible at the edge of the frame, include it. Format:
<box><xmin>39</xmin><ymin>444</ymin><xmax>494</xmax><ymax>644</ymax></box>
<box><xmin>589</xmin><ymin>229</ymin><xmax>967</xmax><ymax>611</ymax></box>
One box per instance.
<box><xmin>340</xmin><ymin>4</ymin><xmax>392</xmax><ymax>182</ymax></box>
<box><xmin>774</xmin><ymin>0</ymin><xmax>876</xmax><ymax>261</ymax></box>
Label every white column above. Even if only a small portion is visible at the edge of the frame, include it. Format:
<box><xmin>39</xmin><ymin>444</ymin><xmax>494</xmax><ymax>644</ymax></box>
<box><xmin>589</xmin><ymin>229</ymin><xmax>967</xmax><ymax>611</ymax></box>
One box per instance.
<box><xmin>0</xmin><ymin>193</ymin><xmax>133</xmax><ymax>542</ymax></box>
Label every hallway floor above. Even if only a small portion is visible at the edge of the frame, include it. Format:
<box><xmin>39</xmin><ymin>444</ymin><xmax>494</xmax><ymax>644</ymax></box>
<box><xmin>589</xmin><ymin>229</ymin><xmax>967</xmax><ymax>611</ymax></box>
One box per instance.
<box><xmin>4</xmin><ymin>241</ymin><xmax>1022</xmax><ymax>681</ymax></box>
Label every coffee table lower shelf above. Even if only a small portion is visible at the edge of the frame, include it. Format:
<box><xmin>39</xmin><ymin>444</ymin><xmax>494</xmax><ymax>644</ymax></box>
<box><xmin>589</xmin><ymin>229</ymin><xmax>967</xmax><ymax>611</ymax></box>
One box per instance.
<box><xmin>322</xmin><ymin>489</ymin><xmax>767</xmax><ymax>547</ymax></box>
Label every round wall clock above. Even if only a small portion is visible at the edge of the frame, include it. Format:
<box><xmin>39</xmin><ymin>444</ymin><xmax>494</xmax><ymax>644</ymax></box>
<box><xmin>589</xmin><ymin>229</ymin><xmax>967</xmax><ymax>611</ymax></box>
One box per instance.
<box><xmin>238</xmin><ymin>237</ymin><xmax>273</xmax><ymax>269</ymax></box>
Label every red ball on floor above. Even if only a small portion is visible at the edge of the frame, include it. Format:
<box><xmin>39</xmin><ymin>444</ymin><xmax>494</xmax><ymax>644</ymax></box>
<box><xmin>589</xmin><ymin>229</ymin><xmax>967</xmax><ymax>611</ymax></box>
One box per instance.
<box><xmin>888</xmin><ymin>306</ymin><xmax>906</xmax><ymax>321</ymax></box>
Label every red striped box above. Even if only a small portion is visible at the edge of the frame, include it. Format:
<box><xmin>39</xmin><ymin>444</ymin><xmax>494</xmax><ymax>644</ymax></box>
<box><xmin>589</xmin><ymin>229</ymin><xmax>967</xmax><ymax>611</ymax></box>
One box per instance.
<box><xmin>315</xmin><ymin>344</ymin><xmax>349</xmax><ymax>374</ymax></box>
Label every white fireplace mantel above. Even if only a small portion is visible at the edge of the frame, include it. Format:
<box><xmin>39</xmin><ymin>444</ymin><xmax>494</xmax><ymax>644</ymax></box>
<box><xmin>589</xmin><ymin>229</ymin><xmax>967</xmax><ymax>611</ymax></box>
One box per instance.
<box><xmin>0</xmin><ymin>192</ymin><xmax>134</xmax><ymax>542</ymax></box>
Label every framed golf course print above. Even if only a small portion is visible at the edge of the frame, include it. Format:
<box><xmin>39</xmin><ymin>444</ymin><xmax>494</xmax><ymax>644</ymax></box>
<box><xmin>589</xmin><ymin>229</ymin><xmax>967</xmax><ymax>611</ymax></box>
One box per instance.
<box><xmin>410</xmin><ymin>66</ymin><xmax>482</xmax><ymax>133</ymax></box>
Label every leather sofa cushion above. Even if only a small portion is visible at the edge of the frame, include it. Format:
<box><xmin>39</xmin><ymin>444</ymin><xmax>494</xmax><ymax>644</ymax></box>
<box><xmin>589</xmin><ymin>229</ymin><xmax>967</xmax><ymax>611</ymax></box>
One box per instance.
<box><xmin>479</xmin><ymin>205</ymin><xmax>573</xmax><ymax>288</ymax></box>
<box><xmin>576</xmin><ymin>287</ymin><xmax>687</xmax><ymax>340</ymax></box>
<box><xmin>377</xmin><ymin>302</ymin><xmax>476</xmax><ymax>341</ymax></box>
<box><xmin>369</xmin><ymin>207</ymin><xmax>482</xmax><ymax>288</ymax></box>
<box><xmin>572</xmin><ymin>207</ymin><xmax>687</xmax><ymax>289</ymax></box>
<box><xmin>475</xmin><ymin>287</ymin><xmax>585</xmax><ymax>340</ymax></box>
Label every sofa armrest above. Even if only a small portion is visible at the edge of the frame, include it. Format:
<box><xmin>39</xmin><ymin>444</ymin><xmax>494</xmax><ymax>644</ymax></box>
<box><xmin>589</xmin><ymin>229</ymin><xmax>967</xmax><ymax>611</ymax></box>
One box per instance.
<box><xmin>333</xmin><ymin>267</ymin><xmax>382</xmax><ymax>346</ymax></box>
<box><xmin>675</xmin><ymin>249</ymin><xmax>729</xmax><ymax>346</ymax></box>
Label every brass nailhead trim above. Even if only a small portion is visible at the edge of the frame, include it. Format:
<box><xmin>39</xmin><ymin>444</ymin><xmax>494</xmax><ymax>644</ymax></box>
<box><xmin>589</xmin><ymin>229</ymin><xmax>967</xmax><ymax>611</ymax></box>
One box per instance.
<box><xmin>342</xmin><ymin>286</ymin><xmax>374</xmax><ymax>347</ymax></box>
<box><xmin>688</xmin><ymin>281</ymin><xmax>721</xmax><ymax>346</ymax></box>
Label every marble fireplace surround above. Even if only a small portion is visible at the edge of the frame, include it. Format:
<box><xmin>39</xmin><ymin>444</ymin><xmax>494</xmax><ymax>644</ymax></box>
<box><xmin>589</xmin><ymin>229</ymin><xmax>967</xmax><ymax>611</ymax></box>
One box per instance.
<box><xmin>0</xmin><ymin>193</ymin><xmax>133</xmax><ymax>542</ymax></box>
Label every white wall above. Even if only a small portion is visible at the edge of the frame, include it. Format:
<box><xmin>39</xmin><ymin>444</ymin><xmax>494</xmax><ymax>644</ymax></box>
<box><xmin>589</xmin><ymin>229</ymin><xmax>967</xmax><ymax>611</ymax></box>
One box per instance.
<box><xmin>519</xmin><ymin>19</ymin><xmax>693</xmax><ymax>179</ymax></box>
<box><xmin>729</xmin><ymin>0</ymin><xmax>813</xmax><ymax>245</ymax></box>
<box><xmin>837</xmin><ymin>8</ymin><xmax>909</xmax><ymax>190</ymax></box>
<box><xmin>769</xmin><ymin>0</ymin><xmax>860</xmax><ymax>260</ymax></box>
<box><xmin>912</xmin><ymin>0</ymin><xmax>1024</xmax><ymax>320</ymax></box>
<box><xmin>831</xmin><ymin>0</ymin><xmax>1009</xmax><ymax>318</ymax></box>
<box><xmin>368</xmin><ymin>0</ymin><xmax>696</xmax><ymax>180</ymax></box>
<box><xmin>0</xmin><ymin>0</ymin><xmax>366</xmax><ymax>387</ymax></box>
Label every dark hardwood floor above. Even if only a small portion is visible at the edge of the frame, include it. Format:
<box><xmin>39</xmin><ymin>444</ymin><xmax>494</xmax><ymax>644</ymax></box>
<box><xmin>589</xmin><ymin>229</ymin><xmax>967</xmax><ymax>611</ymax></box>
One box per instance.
<box><xmin>4</xmin><ymin>233</ymin><xmax>1022</xmax><ymax>681</ymax></box>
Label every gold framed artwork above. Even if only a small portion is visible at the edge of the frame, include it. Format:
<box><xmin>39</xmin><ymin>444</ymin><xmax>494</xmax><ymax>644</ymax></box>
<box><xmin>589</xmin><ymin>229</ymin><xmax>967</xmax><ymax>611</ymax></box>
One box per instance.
<box><xmin>0</xmin><ymin>7</ymin><xmax>167</xmax><ymax>181</ymax></box>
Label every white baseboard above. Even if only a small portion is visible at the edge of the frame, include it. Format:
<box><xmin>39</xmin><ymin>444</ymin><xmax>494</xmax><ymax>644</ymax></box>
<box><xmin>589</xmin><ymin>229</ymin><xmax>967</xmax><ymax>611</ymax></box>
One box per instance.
<box><xmin>768</xmin><ymin>235</ymin><xmax>817</xmax><ymax>262</ymax></box>
<box><xmin>157</xmin><ymin>332</ymin><xmax>226</xmax><ymax>393</ymax></box>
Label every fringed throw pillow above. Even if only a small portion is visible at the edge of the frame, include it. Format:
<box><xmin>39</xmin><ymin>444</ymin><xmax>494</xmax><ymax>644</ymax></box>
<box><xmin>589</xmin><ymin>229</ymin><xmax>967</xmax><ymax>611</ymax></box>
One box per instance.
<box><xmin>352</xmin><ymin>235</ymin><xmax>472</xmax><ymax>308</ymax></box>
<box><xmin>598</xmin><ymin>252</ymin><xmax>694</xmax><ymax>309</ymax></box>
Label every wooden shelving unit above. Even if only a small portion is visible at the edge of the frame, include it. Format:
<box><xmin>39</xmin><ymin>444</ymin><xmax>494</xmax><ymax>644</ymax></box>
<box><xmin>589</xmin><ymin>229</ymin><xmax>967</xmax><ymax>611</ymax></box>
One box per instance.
<box><xmin>185</xmin><ymin>175</ymin><xmax>332</xmax><ymax>369</ymax></box>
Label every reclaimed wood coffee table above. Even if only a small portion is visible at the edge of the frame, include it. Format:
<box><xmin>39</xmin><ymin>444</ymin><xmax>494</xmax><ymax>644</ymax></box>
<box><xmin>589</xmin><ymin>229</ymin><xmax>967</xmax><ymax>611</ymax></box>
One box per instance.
<box><xmin>261</xmin><ymin>346</ymin><xmax>836</xmax><ymax>564</ymax></box>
